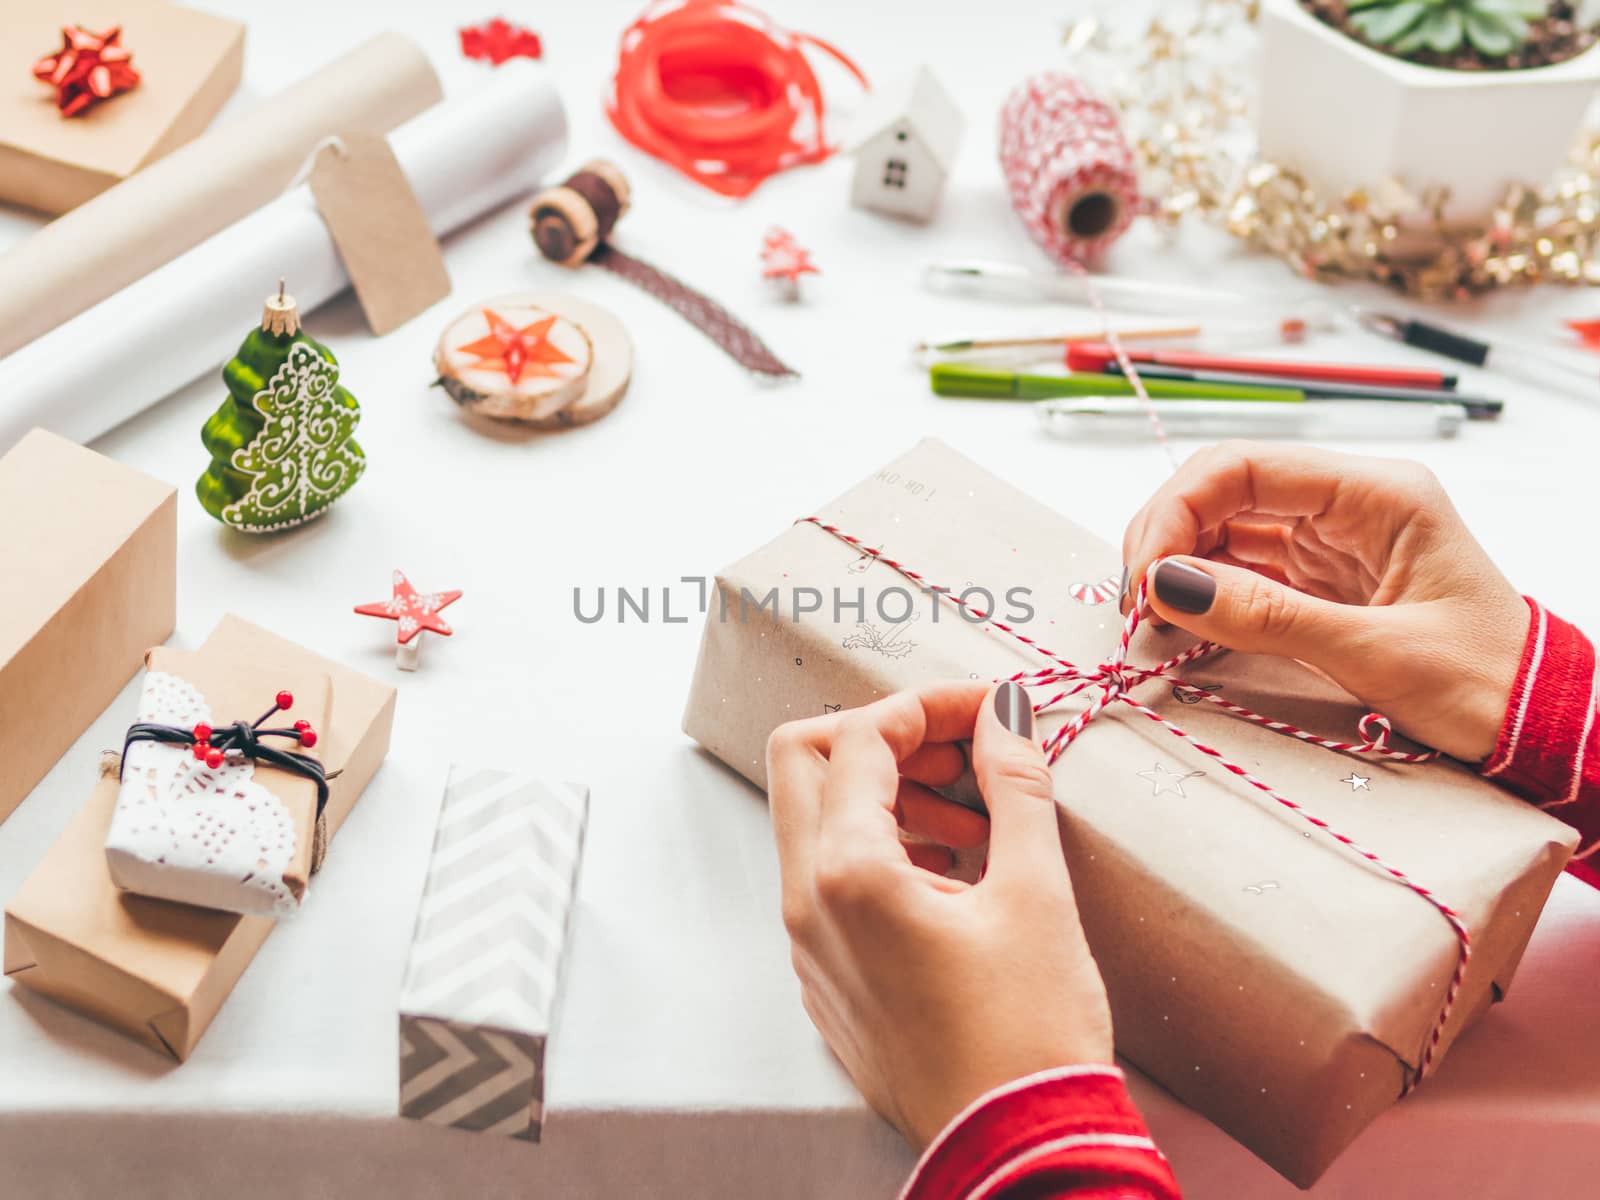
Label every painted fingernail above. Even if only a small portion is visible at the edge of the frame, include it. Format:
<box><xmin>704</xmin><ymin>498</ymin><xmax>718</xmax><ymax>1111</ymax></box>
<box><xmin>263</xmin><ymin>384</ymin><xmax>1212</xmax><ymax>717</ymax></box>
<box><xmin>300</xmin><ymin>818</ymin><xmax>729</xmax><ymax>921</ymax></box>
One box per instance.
<box><xmin>1118</xmin><ymin>563</ymin><xmax>1130</xmax><ymax>609</ymax></box>
<box><xmin>994</xmin><ymin>681</ymin><xmax>1034</xmax><ymax>739</ymax></box>
<box><xmin>1153</xmin><ymin>559</ymin><xmax>1216</xmax><ymax>615</ymax></box>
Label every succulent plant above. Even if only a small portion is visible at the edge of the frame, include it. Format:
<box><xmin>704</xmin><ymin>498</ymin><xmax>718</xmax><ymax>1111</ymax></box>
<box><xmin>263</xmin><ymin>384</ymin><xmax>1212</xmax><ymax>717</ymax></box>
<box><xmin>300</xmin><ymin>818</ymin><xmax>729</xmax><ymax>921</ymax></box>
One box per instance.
<box><xmin>1346</xmin><ymin>0</ymin><xmax>1549</xmax><ymax>58</ymax></box>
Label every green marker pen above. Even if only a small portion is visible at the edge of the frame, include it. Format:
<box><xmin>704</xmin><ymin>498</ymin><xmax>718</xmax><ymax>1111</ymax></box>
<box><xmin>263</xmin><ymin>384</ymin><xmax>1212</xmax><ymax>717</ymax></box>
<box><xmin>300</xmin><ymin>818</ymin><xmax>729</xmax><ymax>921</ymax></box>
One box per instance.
<box><xmin>929</xmin><ymin>364</ymin><xmax>1306</xmax><ymax>403</ymax></box>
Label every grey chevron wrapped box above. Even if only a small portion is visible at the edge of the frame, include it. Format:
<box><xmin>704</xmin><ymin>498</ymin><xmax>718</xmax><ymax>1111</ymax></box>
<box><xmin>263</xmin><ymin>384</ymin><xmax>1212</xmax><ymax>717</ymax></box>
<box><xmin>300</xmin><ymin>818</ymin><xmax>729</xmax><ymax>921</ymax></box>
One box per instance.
<box><xmin>398</xmin><ymin>766</ymin><xmax>588</xmax><ymax>1142</ymax></box>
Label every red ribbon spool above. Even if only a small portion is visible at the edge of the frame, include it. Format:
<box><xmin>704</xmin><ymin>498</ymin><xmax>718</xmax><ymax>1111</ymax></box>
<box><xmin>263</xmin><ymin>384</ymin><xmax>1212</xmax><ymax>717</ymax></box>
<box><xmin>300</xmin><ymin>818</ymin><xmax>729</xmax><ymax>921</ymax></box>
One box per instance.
<box><xmin>606</xmin><ymin>0</ymin><xmax>867</xmax><ymax>199</ymax></box>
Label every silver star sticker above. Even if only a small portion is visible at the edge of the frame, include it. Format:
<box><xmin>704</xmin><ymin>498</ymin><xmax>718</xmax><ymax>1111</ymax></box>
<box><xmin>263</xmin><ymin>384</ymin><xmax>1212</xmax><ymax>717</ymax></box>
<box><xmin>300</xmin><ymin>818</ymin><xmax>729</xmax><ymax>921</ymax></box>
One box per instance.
<box><xmin>1138</xmin><ymin>762</ymin><xmax>1205</xmax><ymax>798</ymax></box>
<box><xmin>1343</xmin><ymin>772</ymin><xmax>1372</xmax><ymax>792</ymax></box>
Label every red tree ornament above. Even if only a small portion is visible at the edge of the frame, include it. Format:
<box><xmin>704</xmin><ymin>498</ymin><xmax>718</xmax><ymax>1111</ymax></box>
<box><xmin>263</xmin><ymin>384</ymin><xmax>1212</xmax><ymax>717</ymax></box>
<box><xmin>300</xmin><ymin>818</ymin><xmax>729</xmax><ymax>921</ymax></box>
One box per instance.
<box><xmin>32</xmin><ymin>25</ymin><xmax>141</xmax><ymax>118</ymax></box>
<box><xmin>459</xmin><ymin>18</ymin><xmax>543</xmax><ymax>65</ymax></box>
<box><xmin>760</xmin><ymin>228</ymin><xmax>819</xmax><ymax>300</ymax></box>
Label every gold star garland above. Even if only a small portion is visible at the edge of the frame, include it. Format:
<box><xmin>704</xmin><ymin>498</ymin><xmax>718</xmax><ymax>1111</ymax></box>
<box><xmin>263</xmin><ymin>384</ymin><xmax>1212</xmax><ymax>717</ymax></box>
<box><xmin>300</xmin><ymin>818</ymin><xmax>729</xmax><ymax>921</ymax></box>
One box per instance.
<box><xmin>1077</xmin><ymin>0</ymin><xmax>1600</xmax><ymax>299</ymax></box>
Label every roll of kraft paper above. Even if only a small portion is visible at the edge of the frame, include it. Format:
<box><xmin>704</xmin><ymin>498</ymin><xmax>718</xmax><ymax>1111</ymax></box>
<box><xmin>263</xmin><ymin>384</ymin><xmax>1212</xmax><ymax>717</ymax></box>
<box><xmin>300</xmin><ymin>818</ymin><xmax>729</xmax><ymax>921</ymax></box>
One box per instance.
<box><xmin>0</xmin><ymin>33</ymin><xmax>443</xmax><ymax>360</ymax></box>
<box><xmin>0</xmin><ymin>63</ymin><xmax>567</xmax><ymax>454</ymax></box>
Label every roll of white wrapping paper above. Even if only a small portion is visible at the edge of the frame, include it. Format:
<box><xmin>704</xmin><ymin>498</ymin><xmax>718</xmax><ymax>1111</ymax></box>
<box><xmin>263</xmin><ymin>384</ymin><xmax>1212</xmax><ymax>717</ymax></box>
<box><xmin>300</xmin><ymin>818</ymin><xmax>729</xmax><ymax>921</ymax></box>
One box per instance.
<box><xmin>0</xmin><ymin>63</ymin><xmax>568</xmax><ymax>454</ymax></box>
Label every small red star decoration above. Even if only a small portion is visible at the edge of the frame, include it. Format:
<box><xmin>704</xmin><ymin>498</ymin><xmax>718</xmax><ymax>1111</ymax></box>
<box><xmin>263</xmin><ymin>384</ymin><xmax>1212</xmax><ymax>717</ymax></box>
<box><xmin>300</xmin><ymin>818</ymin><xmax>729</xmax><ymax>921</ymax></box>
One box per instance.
<box><xmin>354</xmin><ymin>570</ymin><xmax>463</xmax><ymax>645</ymax></box>
<box><xmin>1566</xmin><ymin>318</ymin><xmax>1600</xmax><ymax>351</ymax></box>
<box><xmin>32</xmin><ymin>24</ymin><xmax>141</xmax><ymax>118</ymax></box>
<box><xmin>760</xmin><ymin>227</ymin><xmax>819</xmax><ymax>284</ymax></box>
<box><xmin>454</xmin><ymin>309</ymin><xmax>577</xmax><ymax>385</ymax></box>
<box><xmin>459</xmin><ymin>17</ymin><xmax>543</xmax><ymax>65</ymax></box>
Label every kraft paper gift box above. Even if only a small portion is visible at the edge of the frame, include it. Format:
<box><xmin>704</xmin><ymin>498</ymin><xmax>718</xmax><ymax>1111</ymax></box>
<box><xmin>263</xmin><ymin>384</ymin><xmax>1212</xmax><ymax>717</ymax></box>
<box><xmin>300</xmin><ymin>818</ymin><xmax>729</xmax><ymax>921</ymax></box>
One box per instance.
<box><xmin>683</xmin><ymin>439</ymin><xmax>1579</xmax><ymax>1187</ymax></box>
<box><xmin>0</xmin><ymin>0</ymin><xmax>244</xmax><ymax>214</ymax></box>
<box><xmin>104</xmin><ymin>646</ymin><xmax>333</xmax><ymax>916</ymax></box>
<box><xmin>0</xmin><ymin>429</ymin><xmax>175</xmax><ymax>826</ymax></box>
<box><xmin>399</xmin><ymin>766</ymin><xmax>589</xmax><ymax>1142</ymax></box>
<box><xmin>4</xmin><ymin>615</ymin><xmax>396</xmax><ymax>1061</ymax></box>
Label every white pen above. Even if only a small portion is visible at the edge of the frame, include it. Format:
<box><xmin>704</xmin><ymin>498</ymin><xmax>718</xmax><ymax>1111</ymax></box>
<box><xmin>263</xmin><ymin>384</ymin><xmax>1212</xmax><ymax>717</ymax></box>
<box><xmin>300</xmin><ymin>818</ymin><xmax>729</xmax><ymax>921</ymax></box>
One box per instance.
<box><xmin>1037</xmin><ymin>397</ymin><xmax>1468</xmax><ymax>440</ymax></box>
<box><xmin>922</xmin><ymin>259</ymin><xmax>1342</xmax><ymax>331</ymax></box>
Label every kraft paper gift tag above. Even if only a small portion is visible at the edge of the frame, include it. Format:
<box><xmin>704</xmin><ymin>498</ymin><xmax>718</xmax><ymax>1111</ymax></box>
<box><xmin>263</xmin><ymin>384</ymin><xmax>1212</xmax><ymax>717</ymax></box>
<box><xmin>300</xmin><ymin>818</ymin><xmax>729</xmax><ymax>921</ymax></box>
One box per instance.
<box><xmin>308</xmin><ymin>132</ymin><xmax>451</xmax><ymax>335</ymax></box>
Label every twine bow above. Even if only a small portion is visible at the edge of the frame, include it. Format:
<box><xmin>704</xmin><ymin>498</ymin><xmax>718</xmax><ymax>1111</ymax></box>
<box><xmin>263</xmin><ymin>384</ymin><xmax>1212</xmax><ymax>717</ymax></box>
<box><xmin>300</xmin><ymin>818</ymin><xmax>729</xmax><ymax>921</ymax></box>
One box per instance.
<box><xmin>797</xmin><ymin>516</ymin><xmax>1470</xmax><ymax>1090</ymax></box>
<box><xmin>121</xmin><ymin>703</ymin><xmax>328</xmax><ymax>817</ymax></box>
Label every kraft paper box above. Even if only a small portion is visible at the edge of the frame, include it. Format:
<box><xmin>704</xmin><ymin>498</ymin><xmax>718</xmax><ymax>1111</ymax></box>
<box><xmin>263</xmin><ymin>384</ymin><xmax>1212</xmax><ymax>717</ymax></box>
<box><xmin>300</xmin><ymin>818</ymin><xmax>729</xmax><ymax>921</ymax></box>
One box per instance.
<box><xmin>0</xmin><ymin>1</ymin><xmax>245</xmax><ymax>214</ymax></box>
<box><xmin>3</xmin><ymin>615</ymin><xmax>396</xmax><ymax>1061</ymax></box>
<box><xmin>105</xmin><ymin>646</ymin><xmax>333</xmax><ymax>916</ymax></box>
<box><xmin>683</xmin><ymin>439</ymin><xmax>1578</xmax><ymax>1187</ymax></box>
<box><xmin>0</xmin><ymin>429</ymin><xmax>175</xmax><ymax>825</ymax></box>
<box><xmin>399</xmin><ymin>766</ymin><xmax>589</xmax><ymax>1141</ymax></box>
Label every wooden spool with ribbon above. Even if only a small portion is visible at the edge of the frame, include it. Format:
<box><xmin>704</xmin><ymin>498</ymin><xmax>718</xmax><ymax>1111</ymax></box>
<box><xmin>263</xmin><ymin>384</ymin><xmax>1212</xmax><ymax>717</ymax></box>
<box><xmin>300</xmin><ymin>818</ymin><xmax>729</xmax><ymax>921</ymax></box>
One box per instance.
<box><xmin>531</xmin><ymin>160</ymin><xmax>631</xmax><ymax>267</ymax></box>
<box><xmin>528</xmin><ymin>159</ymin><xmax>796</xmax><ymax>378</ymax></box>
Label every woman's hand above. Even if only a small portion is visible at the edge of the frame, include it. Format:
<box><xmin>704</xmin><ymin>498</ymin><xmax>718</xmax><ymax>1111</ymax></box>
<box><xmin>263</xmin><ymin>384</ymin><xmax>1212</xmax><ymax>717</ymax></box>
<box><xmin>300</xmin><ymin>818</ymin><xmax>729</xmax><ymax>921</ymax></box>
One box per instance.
<box><xmin>1121</xmin><ymin>442</ymin><xmax>1528</xmax><ymax>763</ymax></box>
<box><xmin>766</xmin><ymin>680</ymin><xmax>1112</xmax><ymax>1149</ymax></box>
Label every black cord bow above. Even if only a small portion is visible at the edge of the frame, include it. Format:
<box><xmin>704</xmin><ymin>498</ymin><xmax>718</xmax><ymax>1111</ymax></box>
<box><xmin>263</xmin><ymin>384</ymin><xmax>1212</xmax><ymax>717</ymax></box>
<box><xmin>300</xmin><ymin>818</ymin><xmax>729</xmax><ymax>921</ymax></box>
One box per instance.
<box><xmin>120</xmin><ymin>709</ymin><xmax>329</xmax><ymax>817</ymax></box>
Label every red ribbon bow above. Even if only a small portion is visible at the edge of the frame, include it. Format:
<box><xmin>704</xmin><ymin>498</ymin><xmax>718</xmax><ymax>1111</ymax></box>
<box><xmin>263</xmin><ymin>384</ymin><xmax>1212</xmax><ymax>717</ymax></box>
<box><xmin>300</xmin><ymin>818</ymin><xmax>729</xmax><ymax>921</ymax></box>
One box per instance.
<box><xmin>32</xmin><ymin>24</ymin><xmax>141</xmax><ymax>118</ymax></box>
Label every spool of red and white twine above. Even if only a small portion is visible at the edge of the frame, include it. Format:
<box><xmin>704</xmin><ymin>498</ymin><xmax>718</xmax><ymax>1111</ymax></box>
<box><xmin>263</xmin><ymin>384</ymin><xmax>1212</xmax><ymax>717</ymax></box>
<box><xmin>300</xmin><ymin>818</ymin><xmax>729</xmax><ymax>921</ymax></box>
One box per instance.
<box><xmin>999</xmin><ymin>72</ymin><xmax>1140</xmax><ymax>265</ymax></box>
<box><xmin>999</xmin><ymin>71</ymin><xmax>1175</xmax><ymax>463</ymax></box>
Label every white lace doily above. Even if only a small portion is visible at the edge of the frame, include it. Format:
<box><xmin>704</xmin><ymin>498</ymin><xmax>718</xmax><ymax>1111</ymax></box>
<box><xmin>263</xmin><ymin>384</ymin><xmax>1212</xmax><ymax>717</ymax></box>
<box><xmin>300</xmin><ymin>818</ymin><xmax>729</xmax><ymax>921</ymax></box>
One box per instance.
<box><xmin>105</xmin><ymin>671</ymin><xmax>300</xmax><ymax>917</ymax></box>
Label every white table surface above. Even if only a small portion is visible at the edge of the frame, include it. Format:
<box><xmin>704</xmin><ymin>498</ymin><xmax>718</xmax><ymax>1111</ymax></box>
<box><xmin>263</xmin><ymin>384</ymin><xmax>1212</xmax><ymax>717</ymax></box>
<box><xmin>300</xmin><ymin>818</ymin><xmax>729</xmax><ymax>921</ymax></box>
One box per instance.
<box><xmin>2</xmin><ymin>2</ymin><xmax>1599</xmax><ymax>1197</ymax></box>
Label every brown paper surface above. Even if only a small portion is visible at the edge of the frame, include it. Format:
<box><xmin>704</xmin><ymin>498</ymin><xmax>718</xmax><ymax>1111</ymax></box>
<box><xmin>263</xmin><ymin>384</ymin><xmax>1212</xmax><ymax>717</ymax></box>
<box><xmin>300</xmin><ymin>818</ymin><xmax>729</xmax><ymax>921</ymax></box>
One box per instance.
<box><xmin>308</xmin><ymin>133</ymin><xmax>451</xmax><ymax>335</ymax></box>
<box><xmin>107</xmin><ymin>647</ymin><xmax>333</xmax><ymax>906</ymax></box>
<box><xmin>4</xmin><ymin>615</ymin><xmax>396</xmax><ymax>1061</ymax></box>
<box><xmin>0</xmin><ymin>429</ymin><xmax>175</xmax><ymax>824</ymax></box>
<box><xmin>0</xmin><ymin>0</ymin><xmax>244</xmax><ymax>214</ymax></box>
<box><xmin>683</xmin><ymin>438</ymin><xmax>1578</xmax><ymax>1186</ymax></box>
<box><xmin>0</xmin><ymin>32</ymin><xmax>442</xmax><ymax>357</ymax></box>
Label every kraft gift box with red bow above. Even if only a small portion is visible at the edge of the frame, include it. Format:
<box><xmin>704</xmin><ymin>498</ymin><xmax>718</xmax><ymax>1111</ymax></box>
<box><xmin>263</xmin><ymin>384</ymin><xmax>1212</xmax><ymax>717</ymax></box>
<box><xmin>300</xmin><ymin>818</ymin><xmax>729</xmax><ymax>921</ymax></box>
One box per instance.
<box><xmin>682</xmin><ymin>438</ymin><xmax>1578</xmax><ymax>1187</ymax></box>
<box><xmin>0</xmin><ymin>0</ymin><xmax>243</xmax><ymax>214</ymax></box>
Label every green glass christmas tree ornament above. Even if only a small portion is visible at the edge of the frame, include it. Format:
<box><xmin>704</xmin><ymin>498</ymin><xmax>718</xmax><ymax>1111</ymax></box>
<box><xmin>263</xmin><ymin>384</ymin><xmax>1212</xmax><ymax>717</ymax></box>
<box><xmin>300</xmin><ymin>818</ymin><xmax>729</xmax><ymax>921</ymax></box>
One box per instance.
<box><xmin>196</xmin><ymin>283</ymin><xmax>366</xmax><ymax>533</ymax></box>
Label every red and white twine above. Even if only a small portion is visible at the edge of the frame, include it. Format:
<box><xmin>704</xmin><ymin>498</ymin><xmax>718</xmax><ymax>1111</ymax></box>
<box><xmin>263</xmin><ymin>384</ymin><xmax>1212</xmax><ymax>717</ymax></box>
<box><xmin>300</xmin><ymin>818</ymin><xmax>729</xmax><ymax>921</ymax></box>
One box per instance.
<box><xmin>999</xmin><ymin>73</ymin><xmax>1140</xmax><ymax>266</ymax></box>
<box><xmin>797</xmin><ymin>517</ymin><xmax>1471</xmax><ymax>1091</ymax></box>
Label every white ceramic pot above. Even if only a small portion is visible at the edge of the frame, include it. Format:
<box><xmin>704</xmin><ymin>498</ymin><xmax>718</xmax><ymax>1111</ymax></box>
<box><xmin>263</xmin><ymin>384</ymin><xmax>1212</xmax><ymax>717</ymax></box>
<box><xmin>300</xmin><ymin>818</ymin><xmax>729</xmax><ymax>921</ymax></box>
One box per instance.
<box><xmin>1257</xmin><ymin>0</ymin><xmax>1600</xmax><ymax>224</ymax></box>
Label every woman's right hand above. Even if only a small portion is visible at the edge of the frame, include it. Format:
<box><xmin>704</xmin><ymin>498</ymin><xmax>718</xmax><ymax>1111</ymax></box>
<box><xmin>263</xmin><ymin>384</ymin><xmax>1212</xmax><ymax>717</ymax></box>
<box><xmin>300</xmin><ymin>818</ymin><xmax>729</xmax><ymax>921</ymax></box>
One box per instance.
<box><xmin>1120</xmin><ymin>442</ymin><xmax>1529</xmax><ymax>763</ymax></box>
<box><xmin>766</xmin><ymin>681</ymin><xmax>1113</xmax><ymax>1150</ymax></box>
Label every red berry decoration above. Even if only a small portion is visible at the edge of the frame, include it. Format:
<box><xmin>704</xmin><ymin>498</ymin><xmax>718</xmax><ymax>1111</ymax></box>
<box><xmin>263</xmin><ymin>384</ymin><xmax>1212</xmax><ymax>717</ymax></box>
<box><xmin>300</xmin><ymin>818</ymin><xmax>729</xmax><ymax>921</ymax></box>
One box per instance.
<box><xmin>293</xmin><ymin>719</ymin><xmax>311</xmax><ymax>732</ymax></box>
<box><xmin>193</xmin><ymin>722</ymin><xmax>213</xmax><ymax>742</ymax></box>
<box><xmin>299</xmin><ymin>729</ymin><xmax>319</xmax><ymax>749</ymax></box>
<box><xmin>205</xmin><ymin>749</ymin><xmax>225</xmax><ymax>769</ymax></box>
<box><xmin>192</xmin><ymin>742</ymin><xmax>209</xmax><ymax>762</ymax></box>
<box><xmin>275</xmin><ymin>690</ymin><xmax>294</xmax><ymax>711</ymax></box>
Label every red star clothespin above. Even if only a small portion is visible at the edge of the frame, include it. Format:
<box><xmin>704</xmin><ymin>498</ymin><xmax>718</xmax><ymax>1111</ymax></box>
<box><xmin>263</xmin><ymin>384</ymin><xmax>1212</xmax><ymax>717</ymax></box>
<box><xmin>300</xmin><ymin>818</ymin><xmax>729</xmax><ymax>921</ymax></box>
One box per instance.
<box><xmin>32</xmin><ymin>24</ymin><xmax>141</xmax><ymax>118</ymax></box>
<box><xmin>354</xmin><ymin>570</ymin><xmax>463</xmax><ymax>671</ymax></box>
<box><xmin>459</xmin><ymin>17</ymin><xmax>543</xmax><ymax>65</ymax></box>
<box><xmin>760</xmin><ymin>228</ymin><xmax>819</xmax><ymax>300</ymax></box>
<box><xmin>1565</xmin><ymin>318</ymin><xmax>1600</xmax><ymax>351</ymax></box>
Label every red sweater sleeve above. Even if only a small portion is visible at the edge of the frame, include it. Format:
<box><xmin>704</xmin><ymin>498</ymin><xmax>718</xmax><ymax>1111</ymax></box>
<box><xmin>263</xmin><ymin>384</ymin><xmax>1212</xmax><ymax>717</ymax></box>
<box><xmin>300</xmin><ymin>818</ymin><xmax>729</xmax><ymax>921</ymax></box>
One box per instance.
<box><xmin>1480</xmin><ymin>597</ymin><xmax>1600</xmax><ymax>888</ymax></box>
<box><xmin>900</xmin><ymin>1066</ymin><xmax>1180</xmax><ymax>1200</ymax></box>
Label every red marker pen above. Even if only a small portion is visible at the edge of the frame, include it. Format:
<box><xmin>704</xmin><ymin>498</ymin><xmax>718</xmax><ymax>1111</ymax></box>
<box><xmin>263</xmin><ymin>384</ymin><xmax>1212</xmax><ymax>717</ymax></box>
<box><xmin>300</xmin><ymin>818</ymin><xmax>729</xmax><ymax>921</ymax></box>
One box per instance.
<box><xmin>1065</xmin><ymin>343</ymin><xmax>1457</xmax><ymax>391</ymax></box>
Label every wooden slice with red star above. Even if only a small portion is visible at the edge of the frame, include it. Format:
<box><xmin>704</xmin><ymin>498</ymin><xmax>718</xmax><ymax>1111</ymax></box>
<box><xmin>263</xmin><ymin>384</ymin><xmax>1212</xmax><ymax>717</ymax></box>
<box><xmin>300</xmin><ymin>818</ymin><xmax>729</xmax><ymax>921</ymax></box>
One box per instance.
<box><xmin>434</xmin><ymin>301</ymin><xmax>593</xmax><ymax>421</ymax></box>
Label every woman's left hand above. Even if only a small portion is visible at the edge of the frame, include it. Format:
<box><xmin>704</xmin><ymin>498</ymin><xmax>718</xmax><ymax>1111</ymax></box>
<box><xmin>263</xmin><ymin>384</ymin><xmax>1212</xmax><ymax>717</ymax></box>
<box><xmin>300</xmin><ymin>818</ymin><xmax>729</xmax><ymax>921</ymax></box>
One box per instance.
<box><xmin>766</xmin><ymin>680</ymin><xmax>1113</xmax><ymax>1148</ymax></box>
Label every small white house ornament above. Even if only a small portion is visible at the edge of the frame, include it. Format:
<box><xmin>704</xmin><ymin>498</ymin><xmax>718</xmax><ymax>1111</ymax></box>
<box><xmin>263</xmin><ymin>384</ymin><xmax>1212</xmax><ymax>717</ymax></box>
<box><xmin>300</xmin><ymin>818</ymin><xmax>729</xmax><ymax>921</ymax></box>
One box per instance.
<box><xmin>850</xmin><ymin>66</ymin><xmax>965</xmax><ymax>222</ymax></box>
